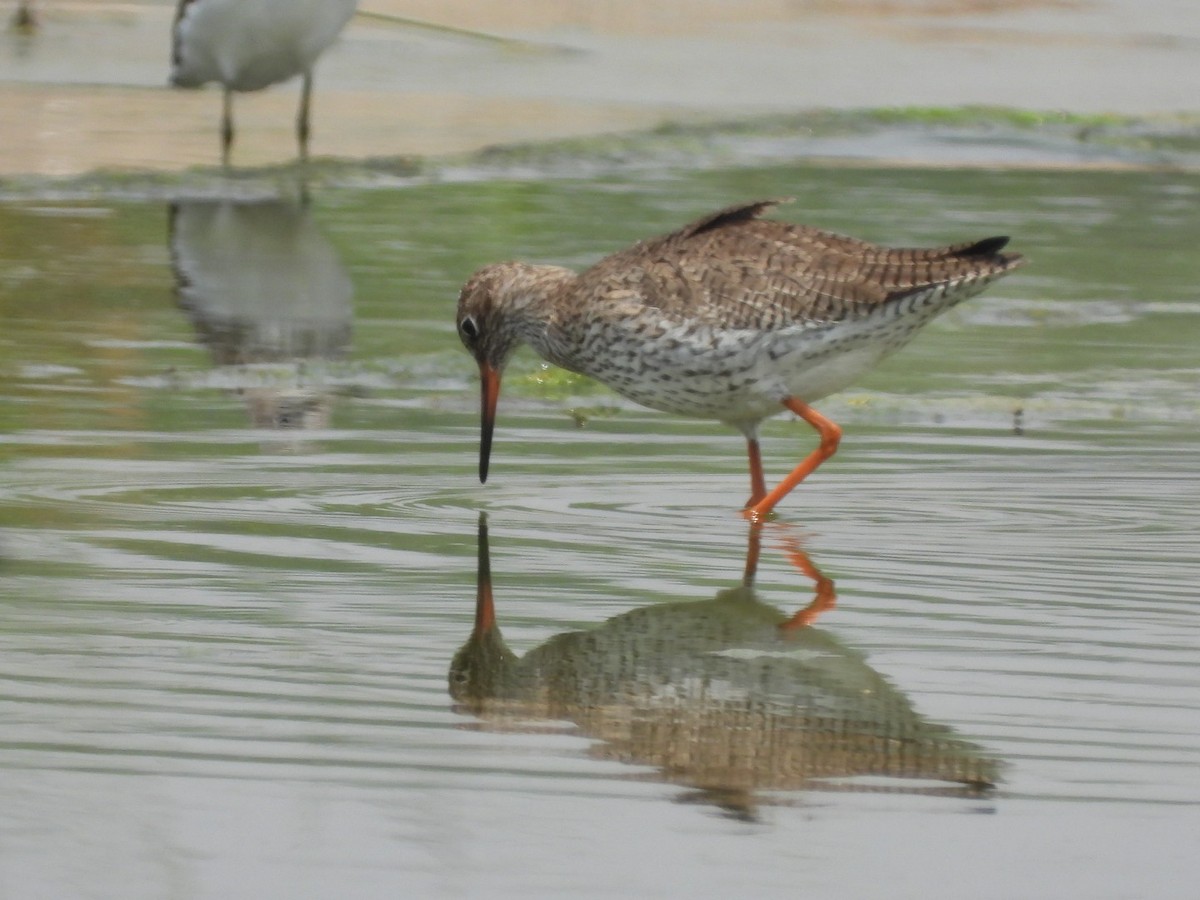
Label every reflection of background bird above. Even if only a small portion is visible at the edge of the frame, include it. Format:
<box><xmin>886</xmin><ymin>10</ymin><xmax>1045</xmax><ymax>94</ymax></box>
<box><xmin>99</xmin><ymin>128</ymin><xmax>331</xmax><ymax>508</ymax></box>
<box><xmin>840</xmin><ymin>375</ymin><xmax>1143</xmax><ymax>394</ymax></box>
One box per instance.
<box><xmin>450</xmin><ymin>515</ymin><xmax>999</xmax><ymax>819</ymax></box>
<box><xmin>169</xmin><ymin>0</ymin><xmax>359</xmax><ymax>165</ymax></box>
<box><xmin>169</xmin><ymin>197</ymin><xmax>353</xmax><ymax>429</ymax></box>
<box><xmin>10</xmin><ymin>0</ymin><xmax>36</xmax><ymax>33</ymax></box>
<box><xmin>456</xmin><ymin>199</ymin><xmax>1025</xmax><ymax>520</ymax></box>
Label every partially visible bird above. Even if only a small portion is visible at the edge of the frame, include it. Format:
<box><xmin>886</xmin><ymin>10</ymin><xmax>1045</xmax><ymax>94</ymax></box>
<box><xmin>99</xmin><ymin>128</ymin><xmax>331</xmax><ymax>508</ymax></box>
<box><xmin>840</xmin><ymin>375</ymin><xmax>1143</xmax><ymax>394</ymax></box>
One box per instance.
<box><xmin>170</xmin><ymin>0</ymin><xmax>358</xmax><ymax>165</ymax></box>
<box><xmin>168</xmin><ymin>197</ymin><xmax>355</xmax><ymax>430</ymax></box>
<box><xmin>456</xmin><ymin>199</ymin><xmax>1025</xmax><ymax>520</ymax></box>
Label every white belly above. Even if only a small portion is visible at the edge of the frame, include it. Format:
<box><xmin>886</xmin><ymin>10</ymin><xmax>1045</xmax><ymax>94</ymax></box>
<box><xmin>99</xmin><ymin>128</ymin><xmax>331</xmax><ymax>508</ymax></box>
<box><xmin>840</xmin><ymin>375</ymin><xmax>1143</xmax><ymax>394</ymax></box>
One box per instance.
<box><xmin>171</xmin><ymin>0</ymin><xmax>358</xmax><ymax>91</ymax></box>
<box><xmin>566</xmin><ymin>316</ymin><xmax>908</xmax><ymax>428</ymax></box>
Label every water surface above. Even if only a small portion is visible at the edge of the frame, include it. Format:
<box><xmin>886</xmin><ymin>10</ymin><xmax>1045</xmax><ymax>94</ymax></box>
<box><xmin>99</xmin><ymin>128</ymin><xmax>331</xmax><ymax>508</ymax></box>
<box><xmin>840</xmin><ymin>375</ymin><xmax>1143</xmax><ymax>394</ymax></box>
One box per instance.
<box><xmin>1</xmin><ymin>162</ymin><xmax>1198</xmax><ymax>898</ymax></box>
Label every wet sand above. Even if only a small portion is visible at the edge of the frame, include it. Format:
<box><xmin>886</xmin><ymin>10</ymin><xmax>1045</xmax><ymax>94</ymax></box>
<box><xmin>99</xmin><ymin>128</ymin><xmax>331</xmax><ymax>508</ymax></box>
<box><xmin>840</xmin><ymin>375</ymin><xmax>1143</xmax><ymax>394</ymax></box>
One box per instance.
<box><xmin>1</xmin><ymin>0</ymin><xmax>1198</xmax><ymax>175</ymax></box>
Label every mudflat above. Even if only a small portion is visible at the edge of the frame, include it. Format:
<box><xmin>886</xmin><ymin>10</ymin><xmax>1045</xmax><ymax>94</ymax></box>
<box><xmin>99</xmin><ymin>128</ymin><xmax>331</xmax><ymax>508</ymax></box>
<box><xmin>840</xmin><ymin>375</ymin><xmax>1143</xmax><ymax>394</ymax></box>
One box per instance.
<box><xmin>2</xmin><ymin>0</ymin><xmax>1197</xmax><ymax>175</ymax></box>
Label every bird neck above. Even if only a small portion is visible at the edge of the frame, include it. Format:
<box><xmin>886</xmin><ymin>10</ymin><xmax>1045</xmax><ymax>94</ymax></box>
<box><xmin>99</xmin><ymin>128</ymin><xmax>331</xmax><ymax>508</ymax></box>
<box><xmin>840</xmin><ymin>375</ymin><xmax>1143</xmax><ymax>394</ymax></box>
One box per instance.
<box><xmin>500</xmin><ymin>263</ymin><xmax>576</xmax><ymax>318</ymax></box>
<box><xmin>498</xmin><ymin>264</ymin><xmax>579</xmax><ymax>362</ymax></box>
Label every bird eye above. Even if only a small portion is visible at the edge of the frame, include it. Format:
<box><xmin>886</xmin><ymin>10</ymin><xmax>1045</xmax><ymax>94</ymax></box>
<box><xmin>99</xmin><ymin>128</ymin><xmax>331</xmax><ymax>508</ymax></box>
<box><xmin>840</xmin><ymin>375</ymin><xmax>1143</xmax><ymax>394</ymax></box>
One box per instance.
<box><xmin>459</xmin><ymin>316</ymin><xmax>479</xmax><ymax>341</ymax></box>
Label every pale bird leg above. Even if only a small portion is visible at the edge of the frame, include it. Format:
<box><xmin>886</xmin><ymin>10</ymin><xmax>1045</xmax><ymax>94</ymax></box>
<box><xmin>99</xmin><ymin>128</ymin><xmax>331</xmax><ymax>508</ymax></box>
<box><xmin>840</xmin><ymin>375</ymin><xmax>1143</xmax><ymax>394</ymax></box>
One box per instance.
<box><xmin>220</xmin><ymin>88</ymin><xmax>234</xmax><ymax>167</ymax></box>
<box><xmin>297</xmin><ymin>71</ymin><xmax>313</xmax><ymax>160</ymax></box>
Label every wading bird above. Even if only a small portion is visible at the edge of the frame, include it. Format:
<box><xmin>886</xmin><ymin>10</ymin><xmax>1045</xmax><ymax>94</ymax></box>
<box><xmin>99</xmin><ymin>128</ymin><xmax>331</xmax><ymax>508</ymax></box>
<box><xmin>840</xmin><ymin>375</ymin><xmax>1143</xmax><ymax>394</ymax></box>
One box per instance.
<box><xmin>455</xmin><ymin>199</ymin><xmax>1024</xmax><ymax>520</ymax></box>
<box><xmin>170</xmin><ymin>0</ymin><xmax>358</xmax><ymax>165</ymax></box>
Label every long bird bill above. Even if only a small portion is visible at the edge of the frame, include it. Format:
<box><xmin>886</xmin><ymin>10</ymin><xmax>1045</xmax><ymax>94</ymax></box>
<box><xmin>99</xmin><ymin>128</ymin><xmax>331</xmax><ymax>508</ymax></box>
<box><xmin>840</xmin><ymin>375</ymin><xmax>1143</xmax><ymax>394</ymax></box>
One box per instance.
<box><xmin>478</xmin><ymin>361</ymin><xmax>501</xmax><ymax>483</ymax></box>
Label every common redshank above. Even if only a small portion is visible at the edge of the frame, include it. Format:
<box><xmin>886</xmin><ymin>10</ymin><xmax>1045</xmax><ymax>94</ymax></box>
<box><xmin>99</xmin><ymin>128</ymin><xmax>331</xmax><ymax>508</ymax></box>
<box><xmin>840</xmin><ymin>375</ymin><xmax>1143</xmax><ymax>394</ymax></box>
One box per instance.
<box><xmin>169</xmin><ymin>0</ymin><xmax>358</xmax><ymax>165</ymax></box>
<box><xmin>456</xmin><ymin>199</ymin><xmax>1025</xmax><ymax>520</ymax></box>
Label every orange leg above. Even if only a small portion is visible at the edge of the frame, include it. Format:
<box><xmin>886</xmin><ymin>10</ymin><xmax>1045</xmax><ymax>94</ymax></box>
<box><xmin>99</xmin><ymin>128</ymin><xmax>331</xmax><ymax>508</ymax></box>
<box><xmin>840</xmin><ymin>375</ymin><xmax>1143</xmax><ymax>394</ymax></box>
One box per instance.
<box><xmin>743</xmin><ymin>398</ymin><xmax>842</xmax><ymax>522</ymax></box>
<box><xmin>744</xmin><ymin>438</ymin><xmax>768</xmax><ymax>508</ymax></box>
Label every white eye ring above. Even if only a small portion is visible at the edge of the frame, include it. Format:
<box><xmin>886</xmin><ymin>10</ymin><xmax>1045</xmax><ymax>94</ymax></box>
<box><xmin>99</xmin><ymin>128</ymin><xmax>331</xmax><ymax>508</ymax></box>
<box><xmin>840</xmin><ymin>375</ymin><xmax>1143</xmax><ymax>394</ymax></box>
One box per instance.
<box><xmin>460</xmin><ymin>316</ymin><xmax>479</xmax><ymax>340</ymax></box>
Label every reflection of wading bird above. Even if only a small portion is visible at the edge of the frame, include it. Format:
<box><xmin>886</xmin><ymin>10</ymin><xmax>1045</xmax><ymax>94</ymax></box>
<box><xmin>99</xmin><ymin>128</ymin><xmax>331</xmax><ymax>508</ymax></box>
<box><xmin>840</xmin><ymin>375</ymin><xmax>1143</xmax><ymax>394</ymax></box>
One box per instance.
<box><xmin>169</xmin><ymin>197</ymin><xmax>354</xmax><ymax>429</ymax></box>
<box><xmin>169</xmin><ymin>0</ymin><xmax>358</xmax><ymax>164</ymax></box>
<box><xmin>11</xmin><ymin>1</ymin><xmax>36</xmax><ymax>33</ymax></box>
<box><xmin>456</xmin><ymin>200</ymin><xmax>1025</xmax><ymax>520</ymax></box>
<box><xmin>450</xmin><ymin>515</ymin><xmax>999</xmax><ymax>818</ymax></box>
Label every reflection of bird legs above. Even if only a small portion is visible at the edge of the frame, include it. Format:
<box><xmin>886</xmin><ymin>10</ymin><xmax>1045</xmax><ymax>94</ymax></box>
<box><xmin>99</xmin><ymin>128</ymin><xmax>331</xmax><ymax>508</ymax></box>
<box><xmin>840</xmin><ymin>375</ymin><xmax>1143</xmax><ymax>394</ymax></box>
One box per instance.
<box><xmin>12</xmin><ymin>0</ymin><xmax>37</xmax><ymax>32</ymax></box>
<box><xmin>777</xmin><ymin>533</ymin><xmax>837</xmax><ymax>630</ymax></box>
<box><xmin>743</xmin><ymin>520</ymin><xmax>837</xmax><ymax>630</ymax></box>
<box><xmin>470</xmin><ymin>514</ymin><xmax>836</xmax><ymax>642</ymax></box>
<box><xmin>217</xmin><ymin>71</ymin><xmax>313</xmax><ymax>167</ymax></box>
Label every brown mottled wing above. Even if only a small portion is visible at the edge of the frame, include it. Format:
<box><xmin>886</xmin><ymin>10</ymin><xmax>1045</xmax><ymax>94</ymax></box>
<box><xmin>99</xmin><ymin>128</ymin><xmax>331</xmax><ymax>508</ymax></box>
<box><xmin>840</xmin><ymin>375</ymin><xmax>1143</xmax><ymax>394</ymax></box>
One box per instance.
<box><xmin>576</xmin><ymin>199</ymin><xmax>1024</xmax><ymax>330</ymax></box>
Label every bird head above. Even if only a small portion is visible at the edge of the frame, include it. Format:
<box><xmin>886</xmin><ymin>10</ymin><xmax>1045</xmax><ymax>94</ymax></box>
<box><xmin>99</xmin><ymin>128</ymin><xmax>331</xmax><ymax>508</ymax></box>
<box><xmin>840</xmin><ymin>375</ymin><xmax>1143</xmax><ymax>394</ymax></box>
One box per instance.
<box><xmin>456</xmin><ymin>263</ymin><xmax>528</xmax><ymax>484</ymax></box>
<box><xmin>457</xmin><ymin>261</ymin><xmax>578</xmax><ymax>483</ymax></box>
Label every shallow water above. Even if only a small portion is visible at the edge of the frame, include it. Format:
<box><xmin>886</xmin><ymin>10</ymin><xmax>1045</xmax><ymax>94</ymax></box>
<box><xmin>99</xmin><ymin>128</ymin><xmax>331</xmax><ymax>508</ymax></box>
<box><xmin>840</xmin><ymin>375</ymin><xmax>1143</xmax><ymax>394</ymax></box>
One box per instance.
<box><xmin>1</xmin><ymin>162</ymin><xmax>1198</xmax><ymax>898</ymax></box>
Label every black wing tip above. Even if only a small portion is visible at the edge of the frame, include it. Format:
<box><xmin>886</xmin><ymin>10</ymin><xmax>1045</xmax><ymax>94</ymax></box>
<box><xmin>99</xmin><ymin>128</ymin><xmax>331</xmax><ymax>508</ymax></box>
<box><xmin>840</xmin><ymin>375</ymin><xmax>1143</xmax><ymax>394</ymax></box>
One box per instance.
<box><xmin>681</xmin><ymin>197</ymin><xmax>795</xmax><ymax>240</ymax></box>
<box><xmin>956</xmin><ymin>235</ymin><xmax>1027</xmax><ymax>269</ymax></box>
<box><xmin>962</xmin><ymin>236</ymin><xmax>1011</xmax><ymax>256</ymax></box>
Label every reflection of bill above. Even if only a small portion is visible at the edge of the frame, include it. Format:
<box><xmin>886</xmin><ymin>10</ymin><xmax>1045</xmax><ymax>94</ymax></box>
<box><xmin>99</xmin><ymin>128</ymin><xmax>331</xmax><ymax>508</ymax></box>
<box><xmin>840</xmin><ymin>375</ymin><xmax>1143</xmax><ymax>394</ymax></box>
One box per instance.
<box><xmin>451</xmin><ymin>514</ymin><xmax>999</xmax><ymax>818</ymax></box>
<box><xmin>169</xmin><ymin>198</ymin><xmax>353</xmax><ymax>430</ymax></box>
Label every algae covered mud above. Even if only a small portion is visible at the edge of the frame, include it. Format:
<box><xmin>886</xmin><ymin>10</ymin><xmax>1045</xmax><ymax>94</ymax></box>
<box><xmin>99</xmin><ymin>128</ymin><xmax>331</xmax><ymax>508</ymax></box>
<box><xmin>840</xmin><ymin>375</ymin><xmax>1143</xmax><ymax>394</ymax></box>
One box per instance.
<box><xmin>1</xmin><ymin>134</ymin><xmax>1198</xmax><ymax>897</ymax></box>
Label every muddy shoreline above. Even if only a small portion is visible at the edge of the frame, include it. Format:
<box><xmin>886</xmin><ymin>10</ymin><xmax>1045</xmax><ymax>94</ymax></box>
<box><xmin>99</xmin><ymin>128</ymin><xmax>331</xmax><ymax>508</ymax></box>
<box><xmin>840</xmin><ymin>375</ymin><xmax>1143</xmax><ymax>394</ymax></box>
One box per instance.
<box><xmin>2</xmin><ymin>0</ymin><xmax>1198</xmax><ymax>178</ymax></box>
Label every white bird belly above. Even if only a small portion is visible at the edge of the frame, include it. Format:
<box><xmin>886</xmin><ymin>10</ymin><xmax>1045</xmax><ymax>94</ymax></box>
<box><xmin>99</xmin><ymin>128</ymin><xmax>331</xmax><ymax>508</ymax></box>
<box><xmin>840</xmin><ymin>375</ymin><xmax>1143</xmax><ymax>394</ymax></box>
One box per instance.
<box><xmin>568</xmin><ymin>317</ymin><xmax>903</xmax><ymax>426</ymax></box>
<box><xmin>172</xmin><ymin>0</ymin><xmax>357</xmax><ymax>91</ymax></box>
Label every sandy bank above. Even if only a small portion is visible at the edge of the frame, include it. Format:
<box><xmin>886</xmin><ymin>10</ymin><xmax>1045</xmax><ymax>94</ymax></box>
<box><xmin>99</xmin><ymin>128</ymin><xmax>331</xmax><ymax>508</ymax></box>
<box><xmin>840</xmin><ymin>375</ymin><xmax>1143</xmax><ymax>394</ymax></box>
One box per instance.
<box><xmin>1</xmin><ymin>0</ymin><xmax>1197</xmax><ymax>176</ymax></box>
